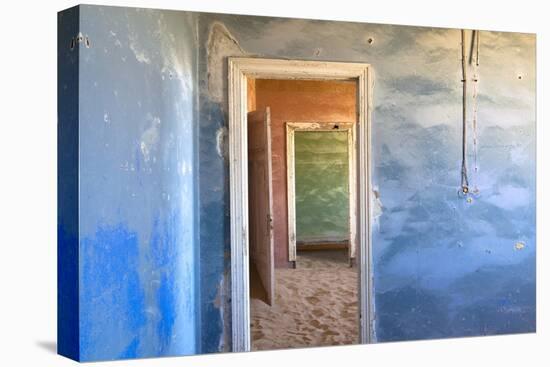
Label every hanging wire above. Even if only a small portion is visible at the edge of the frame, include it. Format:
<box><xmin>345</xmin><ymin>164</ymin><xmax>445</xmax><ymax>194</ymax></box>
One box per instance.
<box><xmin>460</xmin><ymin>29</ymin><xmax>469</xmax><ymax>195</ymax></box>
<box><xmin>470</xmin><ymin>30</ymin><xmax>480</xmax><ymax>195</ymax></box>
<box><xmin>476</xmin><ymin>29</ymin><xmax>480</xmax><ymax>67</ymax></box>
<box><xmin>459</xmin><ymin>30</ymin><xmax>481</xmax><ymax>201</ymax></box>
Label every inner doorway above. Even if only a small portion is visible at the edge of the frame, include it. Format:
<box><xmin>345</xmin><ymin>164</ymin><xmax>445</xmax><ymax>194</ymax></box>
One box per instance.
<box><xmin>228</xmin><ymin>58</ymin><xmax>373</xmax><ymax>352</ymax></box>
<box><xmin>247</xmin><ymin>79</ymin><xmax>358</xmax><ymax>350</ymax></box>
<box><xmin>287</xmin><ymin>122</ymin><xmax>357</xmax><ymax>268</ymax></box>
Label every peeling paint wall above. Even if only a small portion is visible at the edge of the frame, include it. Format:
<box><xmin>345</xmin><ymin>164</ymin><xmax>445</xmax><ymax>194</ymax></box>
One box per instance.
<box><xmin>58</xmin><ymin>5</ymin><xmax>200</xmax><ymax>361</ymax></box>
<box><xmin>197</xmin><ymin>17</ymin><xmax>233</xmax><ymax>355</ymax></box>
<box><xmin>197</xmin><ymin>13</ymin><xmax>535</xmax><ymax>348</ymax></box>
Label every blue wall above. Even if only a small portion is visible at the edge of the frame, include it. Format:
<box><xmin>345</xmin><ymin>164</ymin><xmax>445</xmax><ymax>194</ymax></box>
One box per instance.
<box><xmin>58</xmin><ymin>5</ymin><xmax>536</xmax><ymax>361</ymax></box>
<box><xmin>57</xmin><ymin>5</ymin><xmax>80</xmax><ymax>361</ymax></box>
<box><xmin>58</xmin><ymin>5</ymin><xmax>200</xmax><ymax>361</ymax></box>
<box><xmin>196</xmin><ymin>14</ymin><xmax>536</xmax><ymax>347</ymax></box>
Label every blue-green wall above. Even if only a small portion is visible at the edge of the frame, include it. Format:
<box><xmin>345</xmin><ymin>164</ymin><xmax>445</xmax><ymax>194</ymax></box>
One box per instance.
<box><xmin>295</xmin><ymin>131</ymin><xmax>350</xmax><ymax>243</ymax></box>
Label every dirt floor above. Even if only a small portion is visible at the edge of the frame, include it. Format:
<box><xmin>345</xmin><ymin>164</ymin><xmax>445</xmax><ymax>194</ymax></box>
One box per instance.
<box><xmin>250</xmin><ymin>249</ymin><xmax>358</xmax><ymax>351</ymax></box>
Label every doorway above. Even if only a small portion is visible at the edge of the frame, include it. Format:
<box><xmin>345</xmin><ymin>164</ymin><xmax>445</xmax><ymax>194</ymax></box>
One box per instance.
<box><xmin>228</xmin><ymin>58</ymin><xmax>373</xmax><ymax>352</ymax></box>
<box><xmin>286</xmin><ymin>122</ymin><xmax>357</xmax><ymax>268</ymax></box>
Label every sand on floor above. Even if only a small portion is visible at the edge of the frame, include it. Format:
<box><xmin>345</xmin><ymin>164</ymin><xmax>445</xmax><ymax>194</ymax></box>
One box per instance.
<box><xmin>251</xmin><ymin>249</ymin><xmax>358</xmax><ymax>351</ymax></box>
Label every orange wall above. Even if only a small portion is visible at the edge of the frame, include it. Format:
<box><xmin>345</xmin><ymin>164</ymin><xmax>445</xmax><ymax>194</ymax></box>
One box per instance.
<box><xmin>252</xmin><ymin>79</ymin><xmax>357</xmax><ymax>268</ymax></box>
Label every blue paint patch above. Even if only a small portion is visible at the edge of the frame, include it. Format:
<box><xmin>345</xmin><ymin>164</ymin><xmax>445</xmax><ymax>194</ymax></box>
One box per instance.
<box><xmin>57</xmin><ymin>226</ymin><xmax>79</xmax><ymax>359</ymax></box>
<box><xmin>80</xmin><ymin>224</ymin><xmax>146</xmax><ymax>361</ymax></box>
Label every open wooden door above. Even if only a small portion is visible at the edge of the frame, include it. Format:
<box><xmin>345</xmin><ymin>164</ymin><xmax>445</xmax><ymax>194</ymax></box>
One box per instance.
<box><xmin>247</xmin><ymin>107</ymin><xmax>275</xmax><ymax>305</ymax></box>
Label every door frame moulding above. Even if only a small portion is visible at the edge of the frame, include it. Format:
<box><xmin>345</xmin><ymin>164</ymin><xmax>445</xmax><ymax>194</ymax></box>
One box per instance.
<box><xmin>228</xmin><ymin>57</ymin><xmax>374</xmax><ymax>352</ymax></box>
<box><xmin>285</xmin><ymin>122</ymin><xmax>357</xmax><ymax>264</ymax></box>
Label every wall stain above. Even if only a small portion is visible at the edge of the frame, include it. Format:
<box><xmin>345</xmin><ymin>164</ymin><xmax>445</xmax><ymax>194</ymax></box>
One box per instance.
<box><xmin>215</xmin><ymin>126</ymin><xmax>228</xmax><ymax>159</ymax></box>
<box><xmin>206</xmin><ymin>22</ymin><xmax>248</xmax><ymax>105</ymax></box>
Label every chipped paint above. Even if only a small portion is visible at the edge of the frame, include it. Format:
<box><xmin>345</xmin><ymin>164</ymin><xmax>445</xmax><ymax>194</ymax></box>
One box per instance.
<box><xmin>139</xmin><ymin>115</ymin><xmax>161</xmax><ymax>163</ymax></box>
<box><xmin>212</xmin><ymin>270</ymin><xmax>232</xmax><ymax>352</ymax></box>
<box><xmin>215</xmin><ymin>126</ymin><xmax>227</xmax><ymax>158</ymax></box>
<box><xmin>181</xmin><ymin>161</ymin><xmax>190</xmax><ymax>176</ymax></box>
<box><xmin>206</xmin><ymin>22</ymin><xmax>248</xmax><ymax>105</ymax></box>
<box><xmin>129</xmin><ymin>33</ymin><xmax>151</xmax><ymax>64</ymax></box>
<box><xmin>372</xmin><ymin>187</ymin><xmax>383</xmax><ymax>230</ymax></box>
<box><xmin>515</xmin><ymin>241</ymin><xmax>526</xmax><ymax>251</ymax></box>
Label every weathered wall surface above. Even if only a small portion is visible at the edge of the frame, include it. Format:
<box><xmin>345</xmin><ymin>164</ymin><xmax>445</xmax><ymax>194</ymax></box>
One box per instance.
<box><xmin>295</xmin><ymin>131</ymin><xmax>350</xmax><ymax>244</ymax></box>
<box><xmin>253</xmin><ymin>79</ymin><xmax>356</xmax><ymax>267</ymax></box>
<box><xmin>198</xmin><ymin>13</ymin><xmax>535</xmax><ymax>348</ymax></box>
<box><xmin>57</xmin><ymin>6</ymin><xmax>80</xmax><ymax>361</ymax></box>
<box><xmin>63</xmin><ymin>5</ymin><xmax>200</xmax><ymax>361</ymax></box>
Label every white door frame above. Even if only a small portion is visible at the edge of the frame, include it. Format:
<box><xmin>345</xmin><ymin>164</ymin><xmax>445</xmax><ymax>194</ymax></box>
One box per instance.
<box><xmin>228</xmin><ymin>57</ymin><xmax>374</xmax><ymax>352</ymax></box>
<box><xmin>285</xmin><ymin>122</ymin><xmax>357</xmax><ymax>264</ymax></box>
